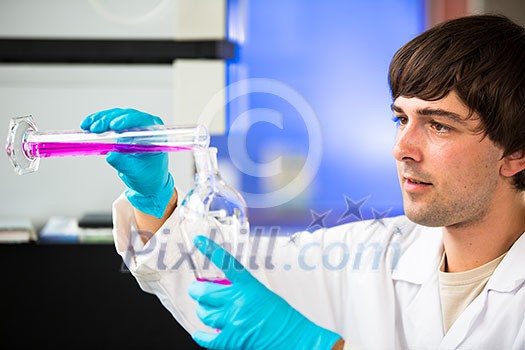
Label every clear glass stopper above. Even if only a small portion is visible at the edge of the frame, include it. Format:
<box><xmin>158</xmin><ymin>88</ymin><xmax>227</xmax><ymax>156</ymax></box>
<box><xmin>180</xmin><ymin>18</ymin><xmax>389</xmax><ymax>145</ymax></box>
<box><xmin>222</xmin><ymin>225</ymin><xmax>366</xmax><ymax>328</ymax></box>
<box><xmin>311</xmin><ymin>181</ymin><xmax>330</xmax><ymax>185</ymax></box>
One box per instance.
<box><xmin>6</xmin><ymin>115</ymin><xmax>40</xmax><ymax>175</ymax></box>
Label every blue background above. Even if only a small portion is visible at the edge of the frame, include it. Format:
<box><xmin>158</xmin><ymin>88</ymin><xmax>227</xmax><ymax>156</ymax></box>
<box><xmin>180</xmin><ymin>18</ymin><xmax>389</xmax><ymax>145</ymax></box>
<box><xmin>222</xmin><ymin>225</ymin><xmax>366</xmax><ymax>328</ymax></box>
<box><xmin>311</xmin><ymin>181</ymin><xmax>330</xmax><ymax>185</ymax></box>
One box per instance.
<box><xmin>214</xmin><ymin>0</ymin><xmax>425</xmax><ymax>229</ymax></box>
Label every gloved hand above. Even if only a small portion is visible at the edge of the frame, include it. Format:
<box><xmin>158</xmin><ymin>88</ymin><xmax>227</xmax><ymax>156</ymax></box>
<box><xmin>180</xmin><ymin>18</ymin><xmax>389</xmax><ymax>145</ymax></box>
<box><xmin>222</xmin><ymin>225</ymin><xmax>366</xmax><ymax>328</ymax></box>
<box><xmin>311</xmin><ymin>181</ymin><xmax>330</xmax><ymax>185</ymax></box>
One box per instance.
<box><xmin>80</xmin><ymin>108</ymin><xmax>174</xmax><ymax>219</ymax></box>
<box><xmin>188</xmin><ymin>235</ymin><xmax>342</xmax><ymax>350</ymax></box>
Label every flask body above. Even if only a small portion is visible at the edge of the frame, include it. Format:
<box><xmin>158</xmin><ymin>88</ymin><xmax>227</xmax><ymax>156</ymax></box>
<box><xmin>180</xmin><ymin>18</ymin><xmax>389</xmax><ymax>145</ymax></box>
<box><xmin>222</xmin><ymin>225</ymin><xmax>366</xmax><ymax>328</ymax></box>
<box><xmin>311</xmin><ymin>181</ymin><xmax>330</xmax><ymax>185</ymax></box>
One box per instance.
<box><xmin>178</xmin><ymin>148</ymin><xmax>248</xmax><ymax>283</ymax></box>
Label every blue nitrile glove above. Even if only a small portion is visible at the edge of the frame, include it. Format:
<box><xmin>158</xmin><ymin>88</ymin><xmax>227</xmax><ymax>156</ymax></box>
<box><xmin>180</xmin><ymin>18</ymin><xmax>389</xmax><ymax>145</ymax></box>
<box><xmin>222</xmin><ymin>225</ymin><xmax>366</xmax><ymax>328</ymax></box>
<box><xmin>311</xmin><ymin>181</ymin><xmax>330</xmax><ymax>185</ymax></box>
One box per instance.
<box><xmin>188</xmin><ymin>235</ymin><xmax>341</xmax><ymax>350</ymax></box>
<box><xmin>80</xmin><ymin>108</ymin><xmax>174</xmax><ymax>219</ymax></box>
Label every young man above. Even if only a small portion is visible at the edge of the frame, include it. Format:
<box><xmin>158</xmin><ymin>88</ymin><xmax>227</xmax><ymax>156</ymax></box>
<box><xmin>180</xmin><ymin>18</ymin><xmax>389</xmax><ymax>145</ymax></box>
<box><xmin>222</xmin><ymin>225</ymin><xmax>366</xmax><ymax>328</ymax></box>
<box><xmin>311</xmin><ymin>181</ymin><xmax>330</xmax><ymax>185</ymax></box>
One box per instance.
<box><xmin>82</xmin><ymin>14</ymin><xmax>525</xmax><ymax>349</ymax></box>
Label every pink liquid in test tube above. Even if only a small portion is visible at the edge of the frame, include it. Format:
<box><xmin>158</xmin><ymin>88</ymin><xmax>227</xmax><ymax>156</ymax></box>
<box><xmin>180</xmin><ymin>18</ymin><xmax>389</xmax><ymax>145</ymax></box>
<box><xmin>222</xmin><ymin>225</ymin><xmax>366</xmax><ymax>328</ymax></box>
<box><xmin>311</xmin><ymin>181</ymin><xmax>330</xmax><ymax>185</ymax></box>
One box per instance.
<box><xmin>25</xmin><ymin>142</ymin><xmax>192</xmax><ymax>158</ymax></box>
<box><xmin>6</xmin><ymin>115</ymin><xmax>210</xmax><ymax>175</ymax></box>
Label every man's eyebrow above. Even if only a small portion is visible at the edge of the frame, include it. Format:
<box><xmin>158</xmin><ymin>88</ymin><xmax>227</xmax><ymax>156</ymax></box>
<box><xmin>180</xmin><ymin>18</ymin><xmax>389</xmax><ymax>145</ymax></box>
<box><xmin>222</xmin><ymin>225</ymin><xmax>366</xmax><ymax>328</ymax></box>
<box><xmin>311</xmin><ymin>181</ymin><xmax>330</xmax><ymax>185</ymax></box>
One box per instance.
<box><xmin>390</xmin><ymin>103</ymin><xmax>402</xmax><ymax>113</ymax></box>
<box><xmin>390</xmin><ymin>103</ymin><xmax>467</xmax><ymax>125</ymax></box>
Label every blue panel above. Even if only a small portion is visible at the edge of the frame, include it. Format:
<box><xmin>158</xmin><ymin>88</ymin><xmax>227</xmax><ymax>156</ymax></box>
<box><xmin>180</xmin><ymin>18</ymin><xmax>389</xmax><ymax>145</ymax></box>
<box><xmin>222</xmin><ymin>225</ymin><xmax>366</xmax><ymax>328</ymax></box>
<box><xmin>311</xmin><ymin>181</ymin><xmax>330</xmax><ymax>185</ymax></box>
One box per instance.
<box><xmin>219</xmin><ymin>0</ymin><xmax>425</xmax><ymax>227</ymax></box>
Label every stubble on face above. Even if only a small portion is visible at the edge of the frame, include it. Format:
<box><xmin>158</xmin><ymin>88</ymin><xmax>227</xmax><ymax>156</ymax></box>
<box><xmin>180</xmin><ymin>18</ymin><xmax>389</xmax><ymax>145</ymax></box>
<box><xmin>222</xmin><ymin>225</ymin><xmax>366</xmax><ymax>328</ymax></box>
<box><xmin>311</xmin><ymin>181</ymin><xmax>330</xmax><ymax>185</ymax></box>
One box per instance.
<box><xmin>400</xmin><ymin>148</ymin><xmax>501</xmax><ymax>229</ymax></box>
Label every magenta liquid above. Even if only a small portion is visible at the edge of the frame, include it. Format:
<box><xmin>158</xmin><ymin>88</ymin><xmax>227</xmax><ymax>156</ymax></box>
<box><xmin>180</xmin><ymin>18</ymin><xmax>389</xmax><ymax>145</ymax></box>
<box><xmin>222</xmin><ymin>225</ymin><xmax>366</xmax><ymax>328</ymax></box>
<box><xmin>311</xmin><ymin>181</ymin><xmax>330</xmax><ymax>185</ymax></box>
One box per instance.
<box><xmin>196</xmin><ymin>277</ymin><xmax>232</xmax><ymax>285</ymax></box>
<box><xmin>24</xmin><ymin>142</ymin><xmax>192</xmax><ymax>158</ymax></box>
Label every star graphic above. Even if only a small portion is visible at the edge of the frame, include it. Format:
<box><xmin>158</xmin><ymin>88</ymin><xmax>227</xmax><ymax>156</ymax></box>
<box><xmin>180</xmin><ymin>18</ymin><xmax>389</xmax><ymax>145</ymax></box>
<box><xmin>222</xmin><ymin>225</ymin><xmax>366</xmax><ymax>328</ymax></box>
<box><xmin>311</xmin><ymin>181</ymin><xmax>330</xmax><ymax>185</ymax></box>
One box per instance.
<box><xmin>307</xmin><ymin>209</ymin><xmax>332</xmax><ymax>230</ymax></box>
<box><xmin>369</xmin><ymin>208</ymin><xmax>392</xmax><ymax>227</ymax></box>
<box><xmin>287</xmin><ymin>232</ymin><xmax>300</xmax><ymax>245</ymax></box>
<box><xmin>337</xmin><ymin>195</ymin><xmax>369</xmax><ymax>222</ymax></box>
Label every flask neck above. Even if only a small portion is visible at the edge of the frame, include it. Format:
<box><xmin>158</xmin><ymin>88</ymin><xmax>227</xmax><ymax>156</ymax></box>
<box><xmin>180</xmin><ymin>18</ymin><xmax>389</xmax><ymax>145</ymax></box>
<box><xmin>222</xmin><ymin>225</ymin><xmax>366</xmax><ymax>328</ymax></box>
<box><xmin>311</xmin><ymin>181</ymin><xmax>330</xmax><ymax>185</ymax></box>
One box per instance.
<box><xmin>194</xmin><ymin>147</ymin><xmax>219</xmax><ymax>178</ymax></box>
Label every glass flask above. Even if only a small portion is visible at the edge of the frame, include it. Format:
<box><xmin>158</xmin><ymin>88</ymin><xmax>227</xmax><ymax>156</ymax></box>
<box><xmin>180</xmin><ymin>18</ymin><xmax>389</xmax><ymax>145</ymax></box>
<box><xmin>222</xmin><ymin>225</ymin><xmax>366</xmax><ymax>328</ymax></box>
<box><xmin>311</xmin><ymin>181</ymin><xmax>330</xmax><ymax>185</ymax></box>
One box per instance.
<box><xmin>178</xmin><ymin>147</ymin><xmax>249</xmax><ymax>284</ymax></box>
<box><xmin>5</xmin><ymin>115</ymin><xmax>209</xmax><ymax>175</ymax></box>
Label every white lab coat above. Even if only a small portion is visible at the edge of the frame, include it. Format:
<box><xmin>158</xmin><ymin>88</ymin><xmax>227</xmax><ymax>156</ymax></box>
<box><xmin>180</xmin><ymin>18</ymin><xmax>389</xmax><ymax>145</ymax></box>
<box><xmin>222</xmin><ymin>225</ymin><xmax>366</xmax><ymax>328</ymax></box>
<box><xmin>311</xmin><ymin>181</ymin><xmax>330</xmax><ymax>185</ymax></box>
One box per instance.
<box><xmin>112</xmin><ymin>194</ymin><xmax>525</xmax><ymax>349</ymax></box>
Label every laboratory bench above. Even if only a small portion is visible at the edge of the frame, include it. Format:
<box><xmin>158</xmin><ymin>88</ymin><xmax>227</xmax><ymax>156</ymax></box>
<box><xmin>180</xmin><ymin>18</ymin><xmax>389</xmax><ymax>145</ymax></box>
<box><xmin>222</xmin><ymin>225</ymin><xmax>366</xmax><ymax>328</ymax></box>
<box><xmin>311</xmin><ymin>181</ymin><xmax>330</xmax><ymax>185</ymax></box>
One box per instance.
<box><xmin>1</xmin><ymin>243</ymin><xmax>202</xmax><ymax>349</ymax></box>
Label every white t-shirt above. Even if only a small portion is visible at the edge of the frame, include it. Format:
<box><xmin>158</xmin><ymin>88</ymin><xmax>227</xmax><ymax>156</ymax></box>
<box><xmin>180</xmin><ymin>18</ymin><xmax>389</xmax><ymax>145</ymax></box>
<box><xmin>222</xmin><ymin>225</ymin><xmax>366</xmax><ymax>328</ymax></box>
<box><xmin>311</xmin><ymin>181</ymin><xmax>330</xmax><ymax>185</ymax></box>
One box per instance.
<box><xmin>439</xmin><ymin>252</ymin><xmax>507</xmax><ymax>333</ymax></box>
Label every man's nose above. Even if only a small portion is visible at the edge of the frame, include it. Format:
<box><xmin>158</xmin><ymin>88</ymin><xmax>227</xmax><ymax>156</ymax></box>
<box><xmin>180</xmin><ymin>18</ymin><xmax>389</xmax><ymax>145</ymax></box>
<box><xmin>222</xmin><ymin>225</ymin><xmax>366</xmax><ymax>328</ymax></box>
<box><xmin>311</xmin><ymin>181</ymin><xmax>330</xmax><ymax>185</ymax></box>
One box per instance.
<box><xmin>392</xmin><ymin>123</ymin><xmax>422</xmax><ymax>162</ymax></box>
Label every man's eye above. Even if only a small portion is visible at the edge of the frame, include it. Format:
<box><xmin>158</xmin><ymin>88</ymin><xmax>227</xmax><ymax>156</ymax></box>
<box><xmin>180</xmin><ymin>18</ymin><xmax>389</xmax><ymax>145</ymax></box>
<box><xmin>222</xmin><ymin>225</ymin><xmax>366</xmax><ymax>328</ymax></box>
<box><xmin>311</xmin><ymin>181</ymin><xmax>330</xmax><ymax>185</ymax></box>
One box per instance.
<box><xmin>391</xmin><ymin>115</ymin><xmax>407</xmax><ymax>127</ymax></box>
<box><xmin>430</xmin><ymin>121</ymin><xmax>451</xmax><ymax>133</ymax></box>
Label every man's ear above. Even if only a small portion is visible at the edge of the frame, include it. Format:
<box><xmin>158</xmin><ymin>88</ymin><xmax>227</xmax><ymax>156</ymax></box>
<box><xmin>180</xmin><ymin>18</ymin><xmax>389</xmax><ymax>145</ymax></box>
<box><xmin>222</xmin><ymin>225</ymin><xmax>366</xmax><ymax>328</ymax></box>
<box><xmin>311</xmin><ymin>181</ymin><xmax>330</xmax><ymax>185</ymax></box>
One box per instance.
<box><xmin>501</xmin><ymin>150</ymin><xmax>525</xmax><ymax>177</ymax></box>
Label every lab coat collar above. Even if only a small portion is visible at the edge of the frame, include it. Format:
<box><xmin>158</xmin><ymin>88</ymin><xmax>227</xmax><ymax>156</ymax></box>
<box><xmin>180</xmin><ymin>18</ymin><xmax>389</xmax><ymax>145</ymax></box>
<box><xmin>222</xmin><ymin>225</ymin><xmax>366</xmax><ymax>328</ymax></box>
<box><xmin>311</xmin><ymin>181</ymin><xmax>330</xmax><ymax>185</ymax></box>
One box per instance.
<box><xmin>391</xmin><ymin>224</ymin><xmax>525</xmax><ymax>292</ymax></box>
<box><xmin>391</xmin><ymin>223</ymin><xmax>443</xmax><ymax>285</ymax></box>
<box><xmin>485</xmin><ymin>231</ymin><xmax>525</xmax><ymax>293</ymax></box>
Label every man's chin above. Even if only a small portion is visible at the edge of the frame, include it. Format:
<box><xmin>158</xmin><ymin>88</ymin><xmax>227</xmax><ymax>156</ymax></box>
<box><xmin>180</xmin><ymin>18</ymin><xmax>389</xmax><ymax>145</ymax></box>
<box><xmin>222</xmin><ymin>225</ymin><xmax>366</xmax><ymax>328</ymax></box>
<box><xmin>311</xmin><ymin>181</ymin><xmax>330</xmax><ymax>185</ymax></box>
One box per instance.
<box><xmin>404</xmin><ymin>208</ymin><xmax>444</xmax><ymax>227</ymax></box>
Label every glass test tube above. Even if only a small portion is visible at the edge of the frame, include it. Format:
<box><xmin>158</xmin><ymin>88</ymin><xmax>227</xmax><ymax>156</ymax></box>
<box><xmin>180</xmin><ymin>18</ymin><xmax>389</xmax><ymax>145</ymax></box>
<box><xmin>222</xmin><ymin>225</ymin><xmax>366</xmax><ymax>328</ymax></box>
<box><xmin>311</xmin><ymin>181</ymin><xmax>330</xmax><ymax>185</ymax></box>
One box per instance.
<box><xmin>5</xmin><ymin>115</ymin><xmax>210</xmax><ymax>175</ymax></box>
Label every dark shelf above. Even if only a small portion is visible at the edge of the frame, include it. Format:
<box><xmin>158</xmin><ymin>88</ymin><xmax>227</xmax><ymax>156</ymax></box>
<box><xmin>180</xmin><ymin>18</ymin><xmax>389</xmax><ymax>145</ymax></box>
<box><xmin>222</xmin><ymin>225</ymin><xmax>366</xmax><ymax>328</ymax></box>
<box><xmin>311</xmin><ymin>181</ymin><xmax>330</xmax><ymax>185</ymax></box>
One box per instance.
<box><xmin>1</xmin><ymin>243</ymin><xmax>203</xmax><ymax>348</ymax></box>
<box><xmin>0</xmin><ymin>38</ymin><xmax>236</xmax><ymax>64</ymax></box>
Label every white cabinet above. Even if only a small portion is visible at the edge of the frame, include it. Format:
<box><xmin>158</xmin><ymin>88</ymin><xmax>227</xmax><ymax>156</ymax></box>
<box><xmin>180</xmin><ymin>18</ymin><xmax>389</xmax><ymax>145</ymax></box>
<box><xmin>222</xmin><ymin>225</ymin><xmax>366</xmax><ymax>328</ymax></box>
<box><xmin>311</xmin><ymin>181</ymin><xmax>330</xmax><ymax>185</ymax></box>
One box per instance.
<box><xmin>0</xmin><ymin>0</ymin><xmax>229</xmax><ymax>226</ymax></box>
<box><xmin>0</xmin><ymin>0</ymin><xmax>225</xmax><ymax>39</ymax></box>
<box><xmin>0</xmin><ymin>64</ymin><xmax>197</xmax><ymax>225</ymax></box>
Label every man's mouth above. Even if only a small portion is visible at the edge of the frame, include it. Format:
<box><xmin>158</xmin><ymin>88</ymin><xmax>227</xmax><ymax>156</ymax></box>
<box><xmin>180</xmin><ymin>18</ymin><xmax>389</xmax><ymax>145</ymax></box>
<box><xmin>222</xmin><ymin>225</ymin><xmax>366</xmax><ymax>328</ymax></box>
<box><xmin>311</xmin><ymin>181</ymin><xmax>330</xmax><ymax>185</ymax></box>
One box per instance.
<box><xmin>406</xmin><ymin>177</ymin><xmax>431</xmax><ymax>185</ymax></box>
<box><xmin>402</xmin><ymin>175</ymin><xmax>433</xmax><ymax>192</ymax></box>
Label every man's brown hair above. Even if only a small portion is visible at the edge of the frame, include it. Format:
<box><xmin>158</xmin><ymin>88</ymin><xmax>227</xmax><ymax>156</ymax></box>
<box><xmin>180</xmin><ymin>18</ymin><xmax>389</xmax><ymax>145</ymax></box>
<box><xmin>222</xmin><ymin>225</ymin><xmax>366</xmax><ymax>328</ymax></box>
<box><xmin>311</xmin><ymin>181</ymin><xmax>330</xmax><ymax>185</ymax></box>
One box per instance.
<box><xmin>389</xmin><ymin>14</ymin><xmax>525</xmax><ymax>190</ymax></box>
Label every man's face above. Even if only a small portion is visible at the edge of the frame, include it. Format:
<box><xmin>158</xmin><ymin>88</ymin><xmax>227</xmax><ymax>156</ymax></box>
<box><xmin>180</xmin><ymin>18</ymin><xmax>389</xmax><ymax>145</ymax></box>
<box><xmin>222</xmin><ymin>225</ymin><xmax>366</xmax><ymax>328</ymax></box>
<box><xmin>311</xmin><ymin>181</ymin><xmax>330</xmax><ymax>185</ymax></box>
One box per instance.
<box><xmin>391</xmin><ymin>92</ymin><xmax>505</xmax><ymax>228</ymax></box>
